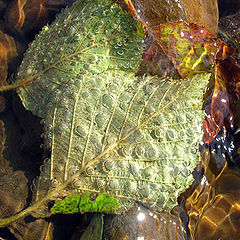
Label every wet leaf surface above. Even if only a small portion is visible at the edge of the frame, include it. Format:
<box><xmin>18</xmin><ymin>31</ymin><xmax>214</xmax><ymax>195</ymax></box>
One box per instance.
<box><xmin>0</xmin><ymin>0</ymin><xmax>211</xmax><ymax>226</ymax></box>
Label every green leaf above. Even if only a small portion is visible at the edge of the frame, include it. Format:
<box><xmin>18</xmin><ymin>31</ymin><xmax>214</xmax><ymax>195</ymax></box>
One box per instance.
<box><xmin>16</xmin><ymin>0</ymin><xmax>144</xmax><ymax>118</ymax></box>
<box><xmin>33</xmin><ymin>71</ymin><xmax>210</xmax><ymax>216</ymax></box>
<box><xmin>0</xmin><ymin>0</ymin><xmax>211</xmax><ymax>225</ymax></box>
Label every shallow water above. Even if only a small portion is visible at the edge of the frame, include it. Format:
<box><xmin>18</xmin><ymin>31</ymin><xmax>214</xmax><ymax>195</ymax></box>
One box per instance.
<box><xmin>0</xmin><ymin>0</ymin><xmax>240</xmax><ymax>239</ymax></box>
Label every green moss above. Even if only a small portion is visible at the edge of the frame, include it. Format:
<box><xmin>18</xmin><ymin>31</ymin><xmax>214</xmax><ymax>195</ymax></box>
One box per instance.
<box><xmin>51</xmin><ymin>194</ymin><xmax>81</xmax><ymax>214</ymax></box>
<box><xmin>51</xmin><ymin>193</ymin><xmax>120</xmax><ymax>214</ymax></box>
<box><xmin>79</xmin><ymin>193</ymin><xmax>120</xmax><ymax>214</ymax></box>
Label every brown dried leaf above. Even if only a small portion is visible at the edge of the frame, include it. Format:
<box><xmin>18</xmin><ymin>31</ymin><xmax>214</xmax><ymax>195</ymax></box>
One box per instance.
<box><xmin>5</xmin><ymin>0</ymin><xmax>66</xmax><ymax>33</ymax></box>
<box><xmin>138</xmin><ymin>37</ymin><xmax>179</xmax><ymax>78</ymax></box>
<box><xmin>0</xmin><ymin>171</ymin><xmax>28</xmax><ymax>218</ymax></box>
<box><xmin>0</xmin><ymin>30</ymin><xmax>17</xmax><ymax>85</ymax></box>
<box><xmin>9</xmin><ymin>219</ymin><xmax>53</xmax><ymax>240</ymax></box>
<box><xmin>0</xmin><ymin>120</ymin><xmax>12</xmax><ymax>176</ymax></box>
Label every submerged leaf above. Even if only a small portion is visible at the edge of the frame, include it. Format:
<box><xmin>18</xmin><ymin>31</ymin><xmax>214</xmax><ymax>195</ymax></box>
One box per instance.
<box><xmin>16</xmin><ymin>0</ymin><xmax>145</xmax><ymax>118</ymax></box>
<box><xmin>0</xmin><ymin>30</ymin><xmax>17</xmax><ymax>85</ymax></box>
<box><xmin>33</xmin><ymin>70</ymin><xmax>210</xmax><ymax>216</ymax></box>
<box><xmin>150</xmin><ymin>21</ymin><xmax>221</xmax><ymax>78</ymax></box>
<box><xmin>4</xmin><ymin>0</ymin><xmax>211</xmax><ymax>223</ymax></box>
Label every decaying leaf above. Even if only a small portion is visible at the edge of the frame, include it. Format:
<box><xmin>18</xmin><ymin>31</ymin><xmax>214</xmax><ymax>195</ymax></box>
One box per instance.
<box><xmin>0</xmin><ymin>0</ymin><xmax>211</xmax><ymax>227</ymax></box>
<box><xmin>139</xmin><ymin>37</ymin><xmax>179</xmax><ymax>78</ymax></box>
<box><xmin>150</xmin><ymin>21</ymin><xmax>221</xmax><ymax>78</ymax></box>
<box><xmin>0</xmin><ymin>30</ymin><xmax>17</xmax><ymax>85</ymax></box>
<box><xmin>0</xmin><ymin>171</ymin><xmax>28</xmax><ymax>218</ymax></box>
<box><xmin>9</xmin><ymin>219</ymin><xmax>53</xmax><ymax>240</ymax></box>
<box><xmin>0</xmin><ymin>120</ymin><xmax>53</xmax><ymax>240</ymax></box>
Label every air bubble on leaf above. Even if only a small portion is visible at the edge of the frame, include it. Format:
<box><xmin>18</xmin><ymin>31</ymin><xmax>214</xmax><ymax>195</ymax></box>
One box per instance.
<box><xmin>75</xmin><ymin>125</ymin><xmax>87</xmax><ymax>138</ymax></box>
<box><xmin>123</xmin><ymin>62</ymin><xmax>130</xmax><ymax>69</ymax></box>
<box><xmin>95</xmin><ymin>179</ymin><xmax>105</xmax><ymax>189</ymax></box>
<box><xmin>143</xmin><ymin>166</ymin><xmax>158</xmax><ymax>178</ymax></box>
<box><xmin>50</xmin><ymin>178</ymin><xmax>59</xmax><ymax>188</ymax></box>
<box><xmin>135</xmin><ymin>145</ymin><xmax>145</xmax><ymax>158</ymax></box>
<box><xmin>179</xmin><ymin>130</ymin><xmax>185</xmax><ymax>139</ymax></box>
<box><xmin>119</xmin><ymin>90</ymin><xmax>132</xmax><ymax>102</ymax></box>
<box><xmin>140</xmin><ymin>185</ymin><xmax>150</xmax><ymax>198</ymax></box>
<box><xmin>102</xmin><ymin>94</ymin><xmax>114</xmax><ymax>108</ymax></box>
<box><xmin>174</xmin><ymin>145</ymin><xmax>185</xmax><ymax>157</ymax></box>
<box><xmin>109</xmin><ymin>179</ymin><xmax>119</xmax><ymax>189</ymax></box>
<box><xmin>130</xmin><ymin>163</ymin><xmax>140</xmax><ymax>176</ymax></box>
<box><xmin>158</xmin><ymin>193</ymin><xmax>166</xmax><ymax>205</ymax></box>
<box><xmin>116</xmin><ymin>40</ymin><xmax>122</xmax><ymax>47</ymax></box>
<box><xmin>117</xmin><ymin>49</ymin><xmax>124</xmax><ymax>56</ymax></box>
<box><xmin>81</xmin><ymin>91</ymin><xmax>90</xmax><ymax>99</ymax></box>
<box><xmin>186</xmin><ymin>129</ymin><xmax>194</xmax><ymax>137</ymax></box>
<box><xmin>95</xmin><ymin>77</ymin><xmax>104</xmax><ymax>88</ymax></box>
<box><xmin>103</xmin><ymin>160</ymin><xmax>114</xmax><ymax>172</ymax></box>
<box><xmin>144</xmin><ymin>84</ymin><xmax>155</xmax><ymax>94</ymax></box>
<box><xmin>108</xmin><ymin>82</ymin><xmax>119</xmax><ymax>93</ymax></box>
<box><xmin>72</xmin><ymin>179</ymin><xmax>82</xmax><ymax>188</ymax></box>
<box><xmin>156</xmin><ymin>114</ymin><xmax>166</xmax><ymax>125</ymax></box>
<box><xmin>118</xmin><ymin>160</ymin><xmax>128</xmax><ymax>168</ymax></box>
<box><xmin>120</xmin><ymin>145</ymin><xmax>133</xmax><ymax>157</ymax></box>
<box><xmin>67</xmin><ymin>166</ymin><xmax>77</xmax><ymax>176</ymax></box>
<box><xmin>125</xmin><ymin>181</ymin><xmax>137</xmax><ymax>194</ymax></box>
<box><xmin>182</xmin><ymin>168</ymin><xmax>190</xmax><ymax>177</ymax></box>
<box><xmin>59</xmin><ymin>97</ymin><xmax>68</xmax><ymax>107</ymax></box>
<box><xmin>119</xmin><ymin>102</ymin><xmax>127</xmax><ymax>111</ymax></box>
<box><xmin>85</xmin><ymin>105</ymin><xmax>93</xmax><ymax>114</ymax></box>
<box><xmin>40</xmin><ymin>119</ymin><xmax>46</xmax><ymax>125</ymax></box>
<box><xmin>54</xmin><ymin>164</ymin><xmax>64</xmax><ymax>173</ymax></box>
<box><xmin>176</xmin><ymin>114</ymin><xmax>186</xmax><ymax>123</ymax></box>
<box><xmin>165</xmin><ymin>129</ymin><xmax>176</xmax><ymax>141</ymax></box>
<box><xmin>85</xmin><ymin>166</ymin><xmax>95</xmax><ymax>176</ymax></box>
<box><xmin>145</xmin><ymin>106</ymin><xmax>156</xmax><ymax>114</ymax></box>
<box><xmin>90</xmin><ymin>88</ymin><xmax>101</xmax><ymax>99</ymax></box>
<box><xmin>95</xmin><ymin>113</ymin><xmax>107</xmax><ymax>129</ymax></box>
<box><xmin>146</xmin><ymin>146</ymin><xmax>157</xmax><ymax>158</ymax></box>
<box><xmin>153</xmin><ymin>129</ymin><xmax>164</xmax><ymax>139</ymax></box>
<box><xmin>106</xmin><ymin>134</ymin><xmax>118</xmax><ymax>145</ymax></box>
<box><xmin>173</xmin><ymin>166</ymin><xmax>180</xmax><ymax>176</ymax></box>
